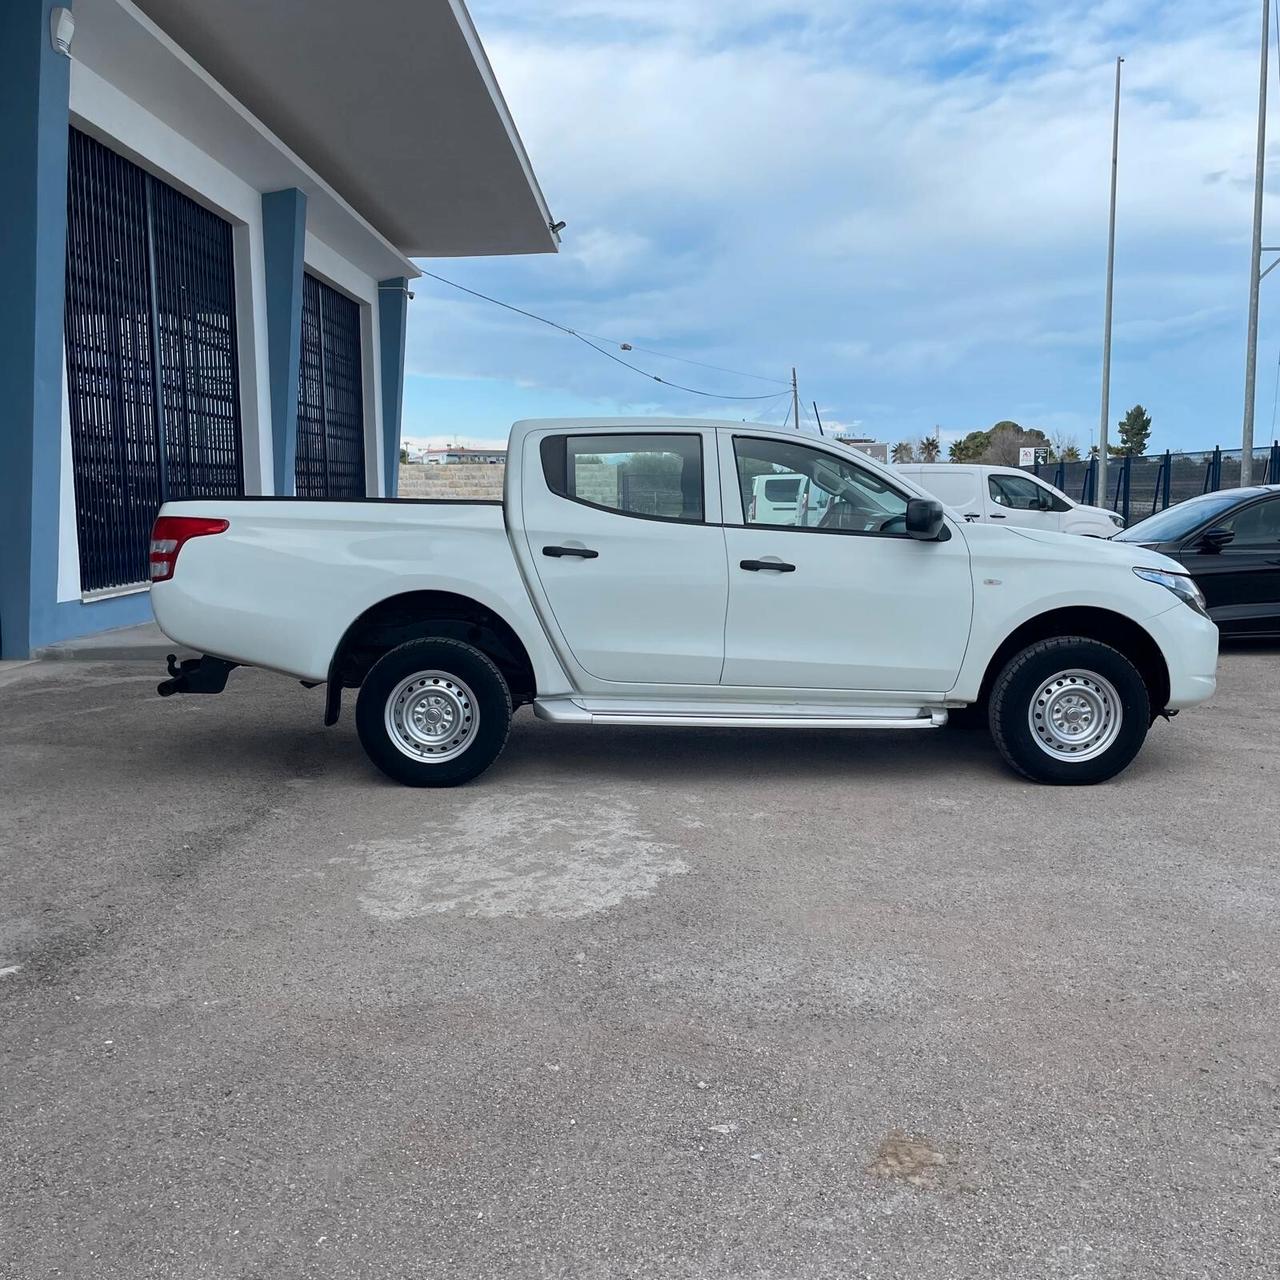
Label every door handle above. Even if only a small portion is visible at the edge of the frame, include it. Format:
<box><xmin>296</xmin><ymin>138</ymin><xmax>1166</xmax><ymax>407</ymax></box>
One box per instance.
<box><xmin>740</xmin><ymin>559</ymin><xmax>796</xmax><ymax>573</ymax></box>
<box><xmin>990</xmin><ymin>513</ymin><xmax>1007</xmax><ymax>519</ymax></box>
<box><xmin>543</xmin><ymin>545</ymin><xmax>599</xmax><ymax>559</ymax></box>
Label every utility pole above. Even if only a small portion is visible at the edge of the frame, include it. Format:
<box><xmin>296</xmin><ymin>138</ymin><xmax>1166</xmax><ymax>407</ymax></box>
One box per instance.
<box><xmin>1243</xmin><ymin>0</ymin><xmax>1270</xmax><ymax>488</ymax></box>
<box><xmin>791</xmin><ymin>368</ymin><xmax>801</xmax><ymax>431</ymax></box>
<box><xmin>1098</xmin><ymin>56</ymin><xmax>1123</xmax><ymax>509</ymax></box>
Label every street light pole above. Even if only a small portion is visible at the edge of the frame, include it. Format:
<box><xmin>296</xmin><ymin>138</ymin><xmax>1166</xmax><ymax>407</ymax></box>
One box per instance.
<box><xmin>1098</xmin><ymin>56</ymin><xmax>1123</xmax><ymax>507</ymax></box>
<box><xmin>1243</xmin><ymin>0</ymin><xmax>1271</xmax><ymax>488</ymax></box>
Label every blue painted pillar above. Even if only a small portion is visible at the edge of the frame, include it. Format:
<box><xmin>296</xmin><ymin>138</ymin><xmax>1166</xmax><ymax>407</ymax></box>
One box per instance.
<box><xmin>261</xmin><ymin>188</ymin><xmax>307</xmax><ymax>494</ymax></box>
<box><xmin>0</xmin><ymin>0</ymin><xmax>72</xmax><ymax>658</ymax></box>
<box><xmin>378</xmin><ymin>278</ymin><xmax>410</xmax><ymax>497</ymax></box>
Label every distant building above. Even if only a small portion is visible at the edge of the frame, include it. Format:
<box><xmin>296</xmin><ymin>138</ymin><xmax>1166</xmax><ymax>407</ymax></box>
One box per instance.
<box><xmin>422</xmin><ymin>446</ymin><xmax>507</xmax><ymax>465</ymax></box>
<box><xmin>2</xmin><ymin>0</ymin><xmax>555</xmax><ymax>658</ymax></box>
<box><xmin>833</xmin><ymin>434</ymin><xmax>890</xmax><ymax>463</ymax></box>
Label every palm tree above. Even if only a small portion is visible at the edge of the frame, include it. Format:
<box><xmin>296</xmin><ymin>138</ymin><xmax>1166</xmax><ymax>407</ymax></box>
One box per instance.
<box><xmin>891</xmin><ymin>441</ymin><xmax>916</xmax><ymax>464</ymax></box>
<box><xmin>1061</xmin><ymin>444</ymin><xmax>1081</xmax><ymax>462</ymax></box>
<box><xmin>918</xmin><ymin>435</ymin><xmax>941</xmax><ymax>463</ymax></box>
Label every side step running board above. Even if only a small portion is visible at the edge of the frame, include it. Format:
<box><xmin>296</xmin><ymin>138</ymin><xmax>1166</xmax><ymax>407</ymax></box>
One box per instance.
<box><xmin>534</xmin><ymin>699</ymin><xmax>947</xmax><ymax>730</ymax></box>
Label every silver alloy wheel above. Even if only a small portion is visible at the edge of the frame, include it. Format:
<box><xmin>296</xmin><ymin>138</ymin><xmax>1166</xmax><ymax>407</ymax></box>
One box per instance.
<box><xmin>1027</xmin><ymin>668</ymin><xmax>1123</xmax><ymax>763</ymax></box>
<box><xmin>384</xmin><ymin>670</ymin><xmax>479</xmax><ymax>763</ymax></box>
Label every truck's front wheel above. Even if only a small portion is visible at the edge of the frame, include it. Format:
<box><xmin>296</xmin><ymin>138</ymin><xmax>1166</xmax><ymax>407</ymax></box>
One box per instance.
<box><xmin>356</xmin><ymin>638</ymin><xmax>512</xmax><ymax>787</ymax></box>
<box><xmin>989</xmin><ymin>637</ymin><xmax>1150</xmax><ymax>785</ymax></box>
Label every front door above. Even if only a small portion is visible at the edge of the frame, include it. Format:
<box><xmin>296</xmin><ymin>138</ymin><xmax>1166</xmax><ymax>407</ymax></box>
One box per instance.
<box><xmin>1178</xmin><ymin>494</ymin><xmax>1280</xmax><ymax>635</ymax></box>
<box><xmin>520</xmin><ymin>429</ymin><xmax>728</xmax><ymax>684</ymax></box>
<box><xmin>719</xmin><ymin>433</ymin><xmax>973</xmax><ymax>692</ymax></box>
<box><xmin>984</xmin><ymin>471</ymin><xmax>1064</xmax><ymax>532</ymax></box>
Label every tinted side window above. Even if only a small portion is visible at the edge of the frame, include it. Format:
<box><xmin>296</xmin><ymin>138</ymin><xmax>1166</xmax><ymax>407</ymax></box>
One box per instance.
<box><xmin>735</xmin><ymin>437</ymin><xmax>908</xmax><ymax>532</ymax></box>
<box><xmin>541</xmin><ymin>433</ymin><xmax>704</xmax><ymax>523</ymax></box>
<box><xmin>1221</xmin><ymin>497</ymin><xmax>1280</xmax><ymax>546</ymax></box>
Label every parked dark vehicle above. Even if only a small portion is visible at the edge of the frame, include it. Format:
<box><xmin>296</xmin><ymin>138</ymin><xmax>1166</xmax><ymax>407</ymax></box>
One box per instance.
<box><xmin>1114</xmin><ymin>486</ymin><xmax>1280</xmax><ymax>638</ymax></box>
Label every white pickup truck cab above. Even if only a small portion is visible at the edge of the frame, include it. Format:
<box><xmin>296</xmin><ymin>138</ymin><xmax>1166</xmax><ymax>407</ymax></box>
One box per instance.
<box><xmin>895</xmin><ymin>463</ymin><xmax>1124</xmax><ymax>537</ymax></box>
<box><xmin>151</xmin><ymin>419</ymin><xmax>1217</xmax><ymax>787</ymax></box>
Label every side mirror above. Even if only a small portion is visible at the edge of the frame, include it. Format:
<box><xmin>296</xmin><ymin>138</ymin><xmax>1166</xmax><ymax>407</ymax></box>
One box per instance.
<box><xmin>1198</xmin><ymin>526</ymin><xmax>1234</xmax><ymax>554</ymax></box>
<box><xmin>905</xmin><ymin>497</ymin><xmax>946</xmax><ymax>541</ymax></box>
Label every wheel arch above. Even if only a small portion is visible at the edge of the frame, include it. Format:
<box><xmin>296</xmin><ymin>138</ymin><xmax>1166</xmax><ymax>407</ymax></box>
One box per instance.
<box><xmin>977</xmin><ymin>606</ymin><xmax>1171</xmax><ymax>715</ymax></box>
<box><xmin>326</xmin><ymin>590</ymin><xmax>537</xmax><ymax>714</ymax></box>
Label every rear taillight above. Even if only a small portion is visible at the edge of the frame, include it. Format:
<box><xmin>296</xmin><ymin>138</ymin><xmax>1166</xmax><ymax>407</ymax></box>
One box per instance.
<box><xmin>149</xmin><ymin>516</ymin><xmax>228</xmax><ymax>582</ymax></box>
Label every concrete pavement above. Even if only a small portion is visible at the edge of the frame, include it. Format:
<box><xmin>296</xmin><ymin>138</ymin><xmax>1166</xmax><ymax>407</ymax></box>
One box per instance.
<box><xmin>2</xmin><ymin>649</ymin><xmax>1278</xmax><ymax>1278</ymax></box>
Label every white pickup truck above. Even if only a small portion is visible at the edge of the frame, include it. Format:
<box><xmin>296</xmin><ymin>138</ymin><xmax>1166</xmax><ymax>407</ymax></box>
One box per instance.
<box><xmin>151</xmin><ymin>419</ymin><xmax>1218</xmax><ymax>787</ymax></box>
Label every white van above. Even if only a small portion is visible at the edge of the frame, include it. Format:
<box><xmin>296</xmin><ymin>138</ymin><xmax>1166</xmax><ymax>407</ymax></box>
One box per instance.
<box><xmin>748</xmin><ymin>472</ymin><xmax>831</xmax><ymax>526</ymax></box>
<box><xmin>894</xmin><ymin>464</ymin><xmax>1123</xmax><ymax>536</ymax></box>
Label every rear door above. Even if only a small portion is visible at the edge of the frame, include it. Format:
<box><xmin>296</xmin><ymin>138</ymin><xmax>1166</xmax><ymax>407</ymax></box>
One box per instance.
<box><xmin>520</xmin><ymin>428</ymin><xmax>728</xmax><ymax>684</ymax></box>
<box><xmin>907</xmin><ymin>467</ymin><xmax>983</xmax><ymax>522</ymax></box>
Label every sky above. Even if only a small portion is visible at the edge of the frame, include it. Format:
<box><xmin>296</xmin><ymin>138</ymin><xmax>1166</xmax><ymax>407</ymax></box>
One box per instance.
<box><xmin>401</xmin><ymin>0</ymin><xmax>1280</xmax><ymax>456</ymax></box>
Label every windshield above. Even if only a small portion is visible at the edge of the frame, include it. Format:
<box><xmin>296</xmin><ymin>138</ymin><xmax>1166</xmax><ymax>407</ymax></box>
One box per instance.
<box><xmin>1114</xmin><ymin>491</ymin><xmax>1244</xmax><ymax>543</ymax></box>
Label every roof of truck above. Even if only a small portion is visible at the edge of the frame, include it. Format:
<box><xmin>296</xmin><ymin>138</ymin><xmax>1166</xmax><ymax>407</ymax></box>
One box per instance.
<box><xmin>512</xmin><ymin>417</ymin><xmax>757</xmax><ymax>430</ymax></box>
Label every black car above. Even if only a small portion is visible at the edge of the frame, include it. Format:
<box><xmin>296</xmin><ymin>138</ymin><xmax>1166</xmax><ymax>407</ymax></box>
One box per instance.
<box><xmin>1113</xmin><ymin>485</ymin><xmax>1280</xmax><ymax>638</ymax></box>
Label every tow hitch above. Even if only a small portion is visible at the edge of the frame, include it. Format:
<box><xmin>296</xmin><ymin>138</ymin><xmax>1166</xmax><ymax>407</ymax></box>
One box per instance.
<box><xmin>157</xmin><ymin>653</ymin><xmax>238</xmax><ymax>697</ymax></box>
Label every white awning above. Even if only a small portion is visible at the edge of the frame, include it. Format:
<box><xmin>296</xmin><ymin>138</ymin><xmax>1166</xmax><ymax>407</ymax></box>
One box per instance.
<box><xmin>86</xmin><ymin>0</ymin><xmax>557</xmax><ymax>259</ymax></box>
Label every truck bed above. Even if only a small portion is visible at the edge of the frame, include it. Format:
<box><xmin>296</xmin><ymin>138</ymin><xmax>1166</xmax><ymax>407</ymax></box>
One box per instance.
<box><xmin>151</xmin><ymin>497</ymin><xmax>548</xmax><ymax>684</ymax></box>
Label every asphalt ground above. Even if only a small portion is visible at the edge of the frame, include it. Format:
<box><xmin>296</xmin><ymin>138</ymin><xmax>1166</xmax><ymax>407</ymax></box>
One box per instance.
<box><xmin>2</xmin><ymin>648</ymin><xmax>1278</xmax><ymax>1279</ymax></box>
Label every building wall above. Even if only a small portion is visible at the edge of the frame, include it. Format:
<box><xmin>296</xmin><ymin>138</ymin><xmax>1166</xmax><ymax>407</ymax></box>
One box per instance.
<box><xmin>0</xmin><ymin>0</ymin><xmax>407</xmax><ymax>656</ymax></box>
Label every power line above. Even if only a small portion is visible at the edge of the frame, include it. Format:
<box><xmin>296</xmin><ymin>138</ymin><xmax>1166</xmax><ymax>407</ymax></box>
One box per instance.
<box><xmin>570</xmin><ymin>329</ymin><xmax>789</xmax><ymax>385</ymax></box>
<box><xmin>418</xmin><ymin>269</ymin><xmax>785</xmax><ymax>402</ymax></box>
<box><xmin>747</xmin><ymin>391</ymin><xmax>791</xmax><ymax>423</ymax></box>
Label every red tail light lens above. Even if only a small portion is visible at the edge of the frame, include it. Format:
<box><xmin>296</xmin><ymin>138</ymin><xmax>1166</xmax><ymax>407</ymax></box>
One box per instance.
<box><xmin>149</xmin><ymin>516</ymin><xmax>228</xmax><ymax>582</ymax></box>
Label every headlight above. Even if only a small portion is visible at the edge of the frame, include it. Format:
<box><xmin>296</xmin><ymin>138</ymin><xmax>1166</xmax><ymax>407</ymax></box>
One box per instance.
<box><xmin>1133</xmin><ymin>566</ymin><xmax>1208</xmax><ymax>618</ymax></box>
<box><xmin>1109</xmin><ymin>512</ymin><xmax>1125</xmax><ymax>528</ymax></box>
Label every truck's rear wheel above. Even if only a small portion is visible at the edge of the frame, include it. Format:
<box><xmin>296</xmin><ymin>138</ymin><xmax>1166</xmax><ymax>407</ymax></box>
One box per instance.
<box><xmin>989</xmin><ymin>637</ymin><xmax>1150</xmax><ymax>785</ymax></box>
<box><xmin>356</xmin><ymin>638</ymin><xmax>512</xmax><ymax>787</ymax></box>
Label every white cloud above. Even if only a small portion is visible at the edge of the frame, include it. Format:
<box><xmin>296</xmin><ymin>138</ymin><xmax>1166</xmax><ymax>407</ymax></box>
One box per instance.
<box><xmin>403</xmin><ymin>1</ymin><xmax>1274</xmax><ymax>449</ymax></box>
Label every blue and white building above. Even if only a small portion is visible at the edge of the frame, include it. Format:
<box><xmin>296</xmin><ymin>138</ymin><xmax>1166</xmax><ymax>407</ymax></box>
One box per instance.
<box><xmin>1</xmin><ymin>0</ymin><xmax>556</xmax><ymax>658</ymax></box>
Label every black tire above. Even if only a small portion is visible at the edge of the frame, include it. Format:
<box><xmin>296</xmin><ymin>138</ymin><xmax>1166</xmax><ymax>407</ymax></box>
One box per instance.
<box><xmin>355</xmin><ymin>638</ymin><xmax>512</xmax><ymax>787</ymax></box>
<box><xmin>988</xmin><ymin>637</ymin><xmax>1150</xmax><ymax>785</ymax></box>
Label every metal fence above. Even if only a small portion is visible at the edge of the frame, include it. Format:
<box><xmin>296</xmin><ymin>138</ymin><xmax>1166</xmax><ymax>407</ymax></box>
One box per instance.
<box><xmin>1027</xmin><ymin>442</ymin><xmax>1280</xmax><ymax>527</ymax></box>
<box><xmin>295</xmin><ymin>272</ymin><xmax>366</xmax><ymax>499</ymax></box>
<box><xmin>63</xmin><ymin>127</ymin><xmax>243</xmax><ymax>593</ymax></box>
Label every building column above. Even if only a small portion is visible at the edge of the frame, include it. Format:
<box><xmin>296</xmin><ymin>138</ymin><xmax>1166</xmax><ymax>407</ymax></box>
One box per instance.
<box><xmin>261</xmin><ymin>188</ymin><xmax>307</xmax><ymax>495</ymax></box>
<box><xmin>378</xmin><ymin>278</ymin><xmax>410</xmax><ymax>497</ymax></box>
<box><xmin>0</xmin><ymin>0</ymin><xmax>73</xmax><ymax>658</ymax></box>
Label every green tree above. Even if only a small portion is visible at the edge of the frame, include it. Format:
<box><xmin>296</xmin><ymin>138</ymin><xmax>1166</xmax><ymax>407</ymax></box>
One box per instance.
<box><xmin>918</xmin><ymin>435</ymin><xmax>941</xmax><ymax>462</ymax></box>
<box><xmin>982</xmin><ymin>423</ymin><xmax>1051</xmax><ymax>467</ymax></box>
<box><xmin>948</xmin><ymin>429</ymin><xmax>992</xmax><ymax>462</ymax></box>
<box><xmin>1115</xmin><ymin>404</ymin><xmax>1152</xmax><ymax>456</ymax></box>
<box><xmin>399</xmin><ymin>447</ymin><xmax>409</xmax><ymax>464</ymax></box>
<box><xmin>891</xmin><ymin>440</ymin><xmax>916</xmax><ymax>464</ymax></box>
<box><xmin>1060</xmin><ymin>444</ymin><xmax>1081</xmax><ymax>462</ymax></box>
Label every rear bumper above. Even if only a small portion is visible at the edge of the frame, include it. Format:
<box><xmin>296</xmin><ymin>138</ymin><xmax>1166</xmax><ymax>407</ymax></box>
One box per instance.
<box><xmin>1146</xmin><ymin>603</ymin><xmax>1219</xmax><ymax>710</ymax></box>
